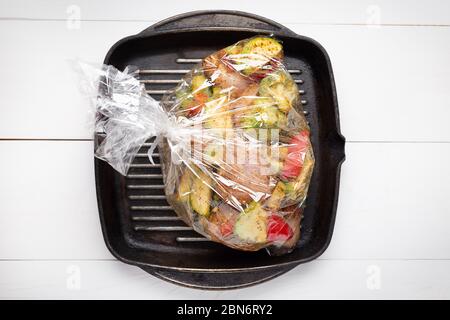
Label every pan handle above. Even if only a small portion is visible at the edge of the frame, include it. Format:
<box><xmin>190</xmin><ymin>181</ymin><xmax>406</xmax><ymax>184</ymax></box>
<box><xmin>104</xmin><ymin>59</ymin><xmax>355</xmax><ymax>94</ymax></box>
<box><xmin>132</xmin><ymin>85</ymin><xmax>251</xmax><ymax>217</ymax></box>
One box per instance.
<box><xmin>139</xmin><ymin>10</ymin><xmax>296</xmax><ymax>36</ymax></box>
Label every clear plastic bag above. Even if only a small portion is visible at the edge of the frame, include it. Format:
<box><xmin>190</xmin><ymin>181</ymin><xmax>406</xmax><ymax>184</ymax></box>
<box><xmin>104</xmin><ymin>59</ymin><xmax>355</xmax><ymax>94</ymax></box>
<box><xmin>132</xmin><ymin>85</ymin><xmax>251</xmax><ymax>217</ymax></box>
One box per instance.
<box><xmin>90</xmin><ymin>36</ymin><xmax>315</xmax><ymax>255</ymax></box>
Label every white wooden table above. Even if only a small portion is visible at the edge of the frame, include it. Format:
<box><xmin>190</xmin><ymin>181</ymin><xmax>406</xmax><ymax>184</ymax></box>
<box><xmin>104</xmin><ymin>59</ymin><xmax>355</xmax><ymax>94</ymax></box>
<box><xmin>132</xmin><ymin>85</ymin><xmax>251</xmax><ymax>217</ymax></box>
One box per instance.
<box><xmin>1</xmin><ymin>0</ymin><xmax>449</xmax><ymax>299</ymax></box>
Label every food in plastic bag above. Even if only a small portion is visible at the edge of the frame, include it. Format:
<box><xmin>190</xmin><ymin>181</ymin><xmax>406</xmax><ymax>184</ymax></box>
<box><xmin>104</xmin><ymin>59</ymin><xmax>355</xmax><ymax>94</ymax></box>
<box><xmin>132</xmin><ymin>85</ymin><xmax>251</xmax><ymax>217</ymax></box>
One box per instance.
<box><xmin>92</xmin><ymin>36</ymin><xmax>315</xmax><ymax>255</ymax></box>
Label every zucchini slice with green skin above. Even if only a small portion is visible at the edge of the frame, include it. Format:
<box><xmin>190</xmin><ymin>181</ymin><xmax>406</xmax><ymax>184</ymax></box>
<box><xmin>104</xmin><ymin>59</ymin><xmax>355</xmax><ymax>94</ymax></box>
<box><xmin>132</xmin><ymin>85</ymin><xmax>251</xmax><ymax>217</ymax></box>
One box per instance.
<box><xmin>242</xmin><ymin>37</ymin><xmax>283</xmax><ymax>60</ymax></box>
<box><xmin>234</xmin><ymin>202</ymin><xmax>268</xmax><ymax>243</ymax></box>
<box><xmin>190</xmin><ymin>169</ymin><xmax>213</xmax><ymax>216</ymax></box>
<box><xmin>259</xmin><ymin>70</ymin><xmax>299</xmax><ymax>113</ymax></box>
<box><xmin>240</xmin><ymin>37</ymin><xmax>283</xmax><ymax>75</ymax></box>
<box><xmin>239</xmin><ymin>97</ymin><xmax>286</xmax><ymax>129</ymax></box>
<box><xmin>177</xmin><ymin>168</ymin><xmax>193</xmax><ymax>202</ymax></box>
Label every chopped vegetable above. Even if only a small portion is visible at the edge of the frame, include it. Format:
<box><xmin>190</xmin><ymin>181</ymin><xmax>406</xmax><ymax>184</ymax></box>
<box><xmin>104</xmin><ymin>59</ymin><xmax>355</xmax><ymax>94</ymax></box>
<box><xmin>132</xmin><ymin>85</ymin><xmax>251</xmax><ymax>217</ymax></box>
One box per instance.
<box><xmin>212</xmin><ymin>86</ymin><xmax>223</xmax><ymax>97</ymax></box>
<box><xmin>220</xmin><ymin>222</ymin><xmax>234</xmax><ymax>237</ymax></box>
<box><xmin>269</xmin><ymin>158</ymin><xmax>283</xmax><ymax>175</ymax></box>
<box><xmin>239</xmin><ymin>97</ymin><xmax>286</xmax><ymax>129</ymax></box>
<box><xmin>179</xmin><ymin>74</ymin><xmax>212</xmax><ymax>117</ymax></box>
<box><xmin>284</xmin><ymin>150</ymin><xmax>315</xmax><ymax>201</ymax></box>
<box><xmin>190</xmin><ymin>169</ymin><xmax>212</xmax><ymax>216</ymax></box>
<box><xmin>191</xmin><ymin>74</ymin><xmax>210</xmax><ymax>93</ymax></box>
<box><xmin>240</xmin><ymin>37</ymin><xmax>283</xmax><ymax>76</ymax></box>
<box><xmin>276</xmin><ymin>146</ymin><xmax>289</xmax><ymax>161</ymax></box>
<box><xmin>283</xmin><ymin>182</ymin><xmax>296</xmax><ymax>198</ymax></box>
<box><xmin>259</xmin><ymin>107</ymin><xmax>280</xmax><ymax>125</ymax></box>
<box><xmin>177</xmin><ymin>168</ymin><xmax>193</xmax><ymax>202</ymax></box>
<box><xmin>194</xmin><ymin>91</ymin><xmax>209</xmax><ymax>103</ymax></box>
<box><xmin>234</xmin><ymin>202</ymin><xmax>268</xmax><ymax>243</ymax></box>
<box><xmin>265</xmin><ymin>181</ymin><xmax>286</xmax><ymax>210</ymax></box>
<box><xmin>175</xmin><ymin>87</ymin><xmax>194</xmax><ymax>111</ymax></box>
<box><xmin>267</xmin><ymin>215</ymin><xmax>293</xmax><ymax>242</ymax></box>
<box><xmin>281</xmin><ymin>153</ymin><xmax>303</xmax><ymax>179</ymax></box>
<box><xmin>210</xmin><ymin>203</ymin><xmax>239</xmax><ymax>237</ymax></box>
<box><xmin>186</xmin><ymin>104</ymin><xmax>203</xmax><ymax>117</ymax></box>
<box><xmin>242</xmin><ymin>37</ymin><xmax>283</xmax><ymax>61</ymax></box>
<box><xmin>288</xmin><ymin>130</ymin><xmax>310</xmax><ymax>153</ymax></box>
<box><xmin>259</xmin><ymin>70</ymin><xmax>299</xmax><ymax>113</ymax></box>
<box><xmin>281</xmin><ymin>130</ymin><xmax>310</xmax><ymax>179</ymax></box>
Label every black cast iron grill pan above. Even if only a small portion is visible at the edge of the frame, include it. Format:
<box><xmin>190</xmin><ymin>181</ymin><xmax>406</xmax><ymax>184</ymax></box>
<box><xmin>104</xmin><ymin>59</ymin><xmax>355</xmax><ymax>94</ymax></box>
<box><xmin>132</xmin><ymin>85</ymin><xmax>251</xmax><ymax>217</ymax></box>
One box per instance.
<box><xmin>95</xmin><ymin>10</ymin><xmax>345</xmax><ymax>289</ymax></box>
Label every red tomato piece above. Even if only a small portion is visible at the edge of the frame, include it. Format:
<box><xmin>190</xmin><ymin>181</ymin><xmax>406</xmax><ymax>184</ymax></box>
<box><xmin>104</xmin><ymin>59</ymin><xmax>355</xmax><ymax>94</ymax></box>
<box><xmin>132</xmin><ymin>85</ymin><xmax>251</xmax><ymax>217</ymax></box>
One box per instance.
<box><xmin>187</xmin><ymin>104</ymin><xmax>203</xmax><ymax>117</ymax></box>
<box><xmin>267</xmin><ymin>215</ymin><xmax>293</xmax><ymax>242</ymax></box>
<box><xmin>186</xmin><ymin>92</ymin><xmax>209</xmax><ymax>117</ymax></box>
<box><xmin>287</xmin><ymin>130</ymin><xmax>309</xmax><ymax>154</ymax></box>
<box><xmin>220</xmin><ymin>222</ymin><xmax>233</xmax><ymax>237</ymax></box>
<box><xmin>194</xmin><ymin>92</ymin><xmax>209</xmax><ymax>104</ymax></box>
<box><xmin>281</xmin><ymin>130</ymin><xmax>310</xmax><ymax>179</ymax></box>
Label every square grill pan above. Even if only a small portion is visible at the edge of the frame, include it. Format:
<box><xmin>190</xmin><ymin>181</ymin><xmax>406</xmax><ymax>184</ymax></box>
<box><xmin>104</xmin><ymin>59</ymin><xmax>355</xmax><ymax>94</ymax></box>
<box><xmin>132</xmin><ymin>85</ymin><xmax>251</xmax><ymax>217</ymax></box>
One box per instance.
<box><xmin>95</xmin><ymin>10</ymin><xmax>345</xmax><ymax>289</ymax></box>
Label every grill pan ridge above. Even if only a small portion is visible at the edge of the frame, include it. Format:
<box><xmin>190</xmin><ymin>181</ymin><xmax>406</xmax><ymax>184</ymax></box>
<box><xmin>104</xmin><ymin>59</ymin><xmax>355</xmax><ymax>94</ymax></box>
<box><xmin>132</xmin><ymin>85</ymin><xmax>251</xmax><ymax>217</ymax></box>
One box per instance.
<box><xmin>95</xmin><ymin>10</ymin><xmax>345</xmax><ymax>289</ymax></box>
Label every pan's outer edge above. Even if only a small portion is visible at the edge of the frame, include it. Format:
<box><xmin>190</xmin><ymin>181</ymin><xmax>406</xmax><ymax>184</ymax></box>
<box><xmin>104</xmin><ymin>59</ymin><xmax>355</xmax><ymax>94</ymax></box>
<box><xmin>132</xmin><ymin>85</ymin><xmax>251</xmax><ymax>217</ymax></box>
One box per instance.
<box><xmin>96</xmin><ymin>10</ymin><xmax>346</xmax><ymax>275</ymax></box>
<box><xmin>143</xmin><ymin>264</ymin><xmax>298</xmax><ymax>290</ymax></box>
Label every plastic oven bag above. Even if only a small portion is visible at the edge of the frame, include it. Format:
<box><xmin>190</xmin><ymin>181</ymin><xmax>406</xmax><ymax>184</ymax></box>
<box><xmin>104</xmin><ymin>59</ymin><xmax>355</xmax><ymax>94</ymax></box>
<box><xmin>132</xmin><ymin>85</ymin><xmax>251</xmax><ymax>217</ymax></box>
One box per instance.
<box><xmin>90</xmin><ymin>36</ymin><xmax>315</xmax><ymax>255</ymax></box>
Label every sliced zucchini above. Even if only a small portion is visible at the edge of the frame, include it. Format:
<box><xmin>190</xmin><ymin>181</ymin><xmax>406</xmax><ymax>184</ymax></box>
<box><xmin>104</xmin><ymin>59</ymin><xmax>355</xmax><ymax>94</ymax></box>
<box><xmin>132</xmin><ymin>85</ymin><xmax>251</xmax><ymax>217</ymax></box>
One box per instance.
<box><xmin>239</xmin><ymin>113</ymin><xmax>260</xmax><ymax>129</ymax></box>
<box><xmin>283</xmin><ymin>181</ymin><xmax>296</xmax><ymax>200</ymax></box>
<box><xmin>242</xmin><ymin>37</ymin><xmax>283</xmax><ymax>60</ymax></box>
<box><xmin>177</xmin><ymin>168</ymin><xmax>193</xmax><ymax>202</ymax></box>
<box><xmin>234</xmin><ymin>202</ymin><xmax>267</xmax><ymax>243</ymax></box>
<box><xmin>240</xmin><ymin>37</ymin><xmax>283</xmax><ymax>75</ymax></box>
<box><xmin>285</xmin><ymin>149</ymin><xmax>314</xmax><ymax>201</ymax></box>
<box><xmin>259</xmin><ymin>70</ymin><xmax>299</xmax><ymax>113</ymax></box>
<box><xmin>191</xmin><ymin>74</ymin><xmax>208</xmax><ymax>92</ymax></box>
<box><xmin>190</xmin><ymin>169</ymin><xmax>213</xmax><ymax>216</ymax></box>
<box><xmin>239</xmin><ymin>97</ymin><xmax>285</xmax><ymax>129</ymax></box>
<box><xmin>265</xmin><ymin>181</ymin><xmax>286</xmax><ymax>210</ymax></box>
<box><xmin>260</xmin><ymin>105</ymin><xmax>282</xmax><ymax>127</ymax></box>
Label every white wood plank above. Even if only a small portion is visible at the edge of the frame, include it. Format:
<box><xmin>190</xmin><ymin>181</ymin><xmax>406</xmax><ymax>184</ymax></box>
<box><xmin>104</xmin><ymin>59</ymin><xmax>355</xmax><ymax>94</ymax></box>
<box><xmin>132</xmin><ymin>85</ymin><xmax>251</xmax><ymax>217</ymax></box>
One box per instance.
<box><xmin>296</xmin><ymin>24</ymin><xmax>450</xmax><ymax>142</ymax></box>
<box><xmin>0</xmin><ymin>140</ymin><xmax>113</xmax><ymax>260</ymax></box>
<box><xmin>0</xmin><ymin>21</ymin><xmax>449</xmax><ymax>141</ymax></box>
<box><xmin>322</xmin><ymin>142</ymin><xmax>450</xmax><ymax>260</ymax></box>
<box><xmin>0</xmin><ymin>141</ymin><xmax>449</xmax><ymax>260</ymax></box>
<box><xmin>0</xmin><ymin>260</ymin><xmax>449</xmax><ymax>299</ymax></box>
<box><xmin>0</xmin><ymin>0</ymin><xmax>449</xmax><ymax>26</ymax></box>
<box><xmin>0</xmin><ymin>20</ymin><xmax>148</xmax><ymax>140</ymax></box>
